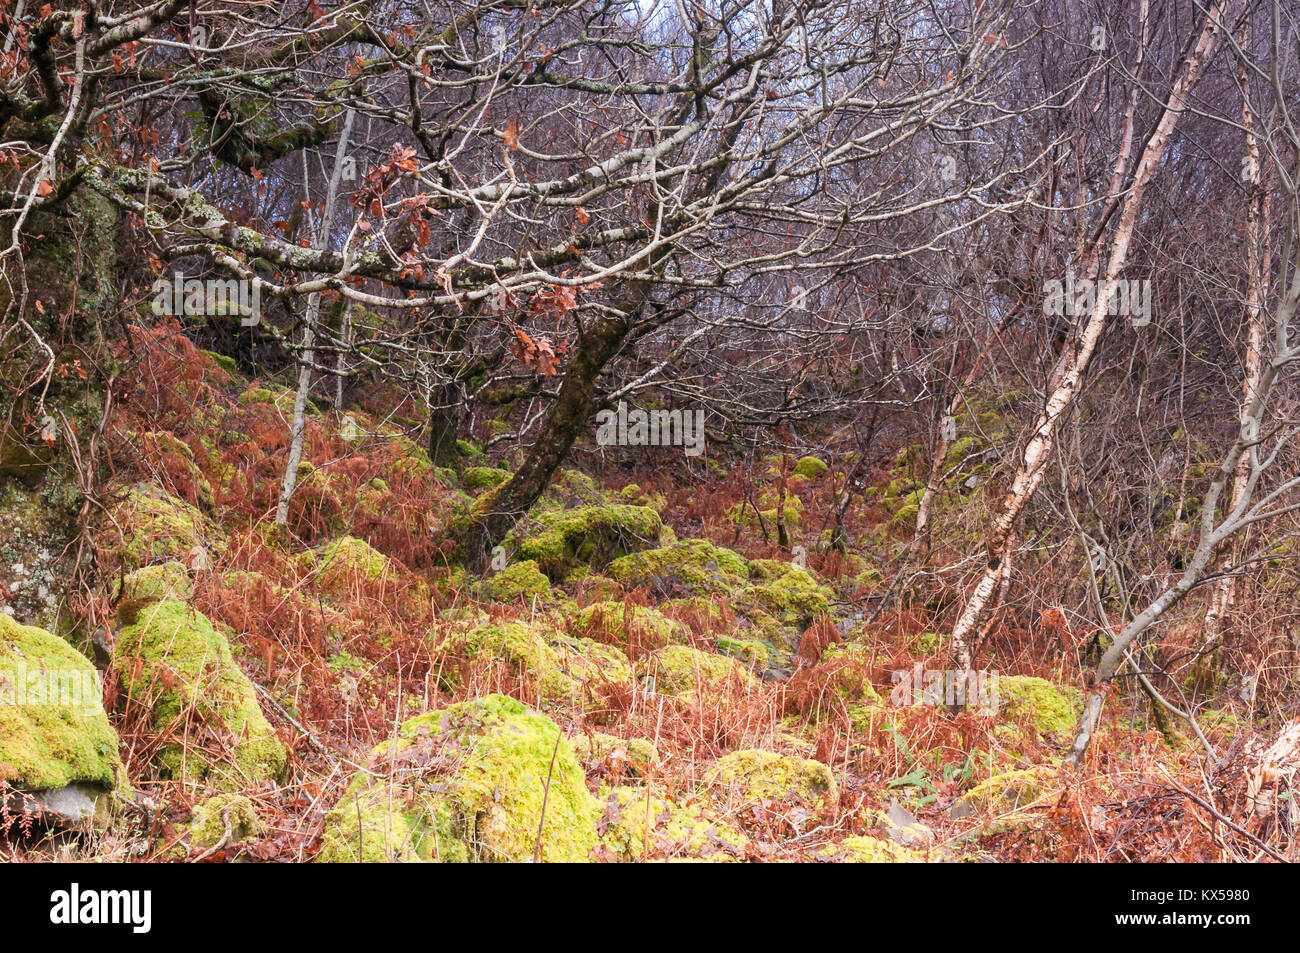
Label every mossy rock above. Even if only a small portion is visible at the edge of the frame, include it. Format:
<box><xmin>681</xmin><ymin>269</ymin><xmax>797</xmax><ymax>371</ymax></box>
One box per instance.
<box><xmin>793</xmin><ymin>456</ymin><xmax>828</xmax><ymax>479</ymax></box>
<box><xmin>714</xmin><ymin>635</ymin><xmax>771</xmax><ymax>671</ymax></box>
<box><xmin>573</xmin><ymin>601</ymin><xmax>686</xmax><ymax>649</ymax></box>
<box><xmin>956</xmin><ymin>766</ymin><xmax>1060</xmax><ymax>826</ymax></box>
<box><xmin>462</xmin><ymin>466</ymin><xmax>511</xmax><ymax>492</ymax></box>
<box><xmin>187</xmin><ymin>793</ymin><xmax>262</xmax><ymax>850</ymax></box>
<box><xmin>136</xmin><ymin>430</ymin><xmax>216</xmax><ymax>511</ymax></box>
<box><xmin>726</xmin><ymin>496</ymin><xmax>804</xmax><ymax>530</ymax></box>
<box><xmin>816</xmin><ymin>835</ymin><xmax>926</xmax><ymax>863</ymax></box>
<box><xmin>571</xmin><ymin>733</ymin><xmax>659</xmax><ymax>777</ymax></box>
<box><xmin>316</xmin><ymin>694</ymin><xmax>598</xmax><ymax>862</ymax></box>
<box><xmin>0</xmin><ymin>614</ymin><xmax>125</xmax><ymax>824</ymax></box>
<box><xmin>112</xmin><ymin>600</ymin><xmax>287</xmax><ymax>787</ymax></box>
<box><xmin>115</xmin><ymin>561</ymin><xmax>193</xmax><ymax>625</ymax></box>
<box><xmin>595</xmin><ymin>785</ymin><xmax>747</xmax><ymax>861</ymax></box>
<box><xmin>478</xmin><ymin>560</ymin><xmax>551</xmax><ymax>602</ymax></box>
<box><xmin>514</xmin><ymin>504</ymin><xmax>663</xmax><ymax>580</ymax></box>
<box><xmin>997</xmin><ymin>676</ymin><xmax>1083</xmax><ymax>743</ymax></box>
<box><xmin>438</xmin><ymin>620</ymin><xmax>630</xmax><ymax>703</ymax></box>
<box><xmin>703</xmin><ymin>749</ymin><xmax>837</xmax><ymax>812</ymax></box>
<box><xmin>739</xmin><ymin>559</ymin><xmax>832</xmax><ymax>627</ymax></box>
<box><xmin>637</xmin><ymin>644</ymin><xmax>758</xmax><ymax>698</ymax></box>
<box><xmin>106</xmin><ymin>483</ymin><xmax>223</xmax><ymax>574</ymax></box>
<box><xmin>609</xmin><ymin>539</ymin><xmax>750</xmax><ymax>596</ymax></box>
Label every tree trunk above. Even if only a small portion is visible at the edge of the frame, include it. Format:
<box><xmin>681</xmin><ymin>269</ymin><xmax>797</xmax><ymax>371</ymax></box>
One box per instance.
<box><xmin>949</xmin><ymin>0</ymin><xmax>1230</xmax><ymax>674</ymax></box>
<box><xmin>460</xmin><ymin>312</ymin><xmax>632</xmax><ymax>563</ymax></box>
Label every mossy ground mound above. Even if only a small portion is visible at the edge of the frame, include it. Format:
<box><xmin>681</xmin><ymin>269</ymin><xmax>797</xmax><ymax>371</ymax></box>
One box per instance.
<box><xmin>316</xmin><ymin>694</ymin><xmax>598</xmax><ymax>862</ymax></box>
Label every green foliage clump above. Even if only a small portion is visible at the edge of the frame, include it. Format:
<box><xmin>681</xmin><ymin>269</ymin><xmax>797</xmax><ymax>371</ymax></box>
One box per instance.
<box><xmin>316</xmin><ymin>694</ymin><xmax>598</xmax><ymax>862</ymax></box>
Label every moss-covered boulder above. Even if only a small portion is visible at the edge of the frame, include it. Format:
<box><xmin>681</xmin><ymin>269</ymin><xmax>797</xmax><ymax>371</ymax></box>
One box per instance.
<box><xmin>115</xmin><ymin>561</ymin><xmax>193</xmax><ymax>625</ymax></box>
<box><xmin>112</xmin><ymin>599</ymin><xmax>286</xmax><ymax>787</ymax></box>
<box><xmin>478</xmin><ymin>560</ymin><xmax>551</xmax><ymax>602</ymax></box>
<box><xmin>739</xmin><ymin>559</ymin><xmax>832</xmax><ymax>626</ymax></box>
<box><xmin>955</xmin><ymin>766</ymin><xmax>1060</xmax><ymax>828</ymax></box>
<box><xmin>463</xmin><ymin>466</ymin><xmax>511</xmax><ymax>492</ymax></box>
<box><xmin>514</xmin><ymin>504</ymin><xmax>663</xmax><ymax>580</ymax></box>
<box><xmin>609</xmin><ymin>539</ymin><xmax>750</xmax><ymax>596</ymax></box>
<box><xmin>595</xmin><ymin>785</ymin><xmax>748</xmax><ymax>861</ymax></box>
<box><xmin>703</xmin><ymin>749</ymin><xmax>837</xmax><ymax>812</ymax></box>
<box><xmin>571</xmin><ymin>733</ymin><xmax>658</xmax><ymax>778</ymax></box>
<box><xmin>136</xmin><ymin>430</ymin><xmax>216</xmax><ymax>511</ymax></box>
<box><xmin>997</xmin><ymin>676</ymin><xmax>1083</xmax><ymax>744</ymax></box>
<box><xmin>186</xmin><ymin>793</ymin><xmax>262</xmax><ymax>851</ymax></box>
<box><xmin>437</xmin><ymin>620</ymin><xmax>630</xmax><ymax>705</ymax></box>
<box><xmin>637</xmin><ymin>644</ymin><xmax>759</xmax><ymax>698</ymax></box>
<box><xmin>573</xmin><ymin>601</ymin><xmax>686</xmax><ymax>652</ymax></box>
<box><xmin>816</xmin><ymin>835</ymin><xmax>925</xmax><ymax>863</ymax></box>
<box><xmin>316</xmin><ymin>694</ymin><xmax>598</xmax><ymax>862</ymax></box>
<box><xmin>0</xmin><ymin>613</ymin><xmax>125</xmax><ymax>826</ymax></box>
<box><xmin>793</xmin><ymin>456</ymin><xmax>828</xmax><ymax>479</ymax></box>
<box><xmin>104</xmin><ymin>483</ymin><xmax>223</xmax><ymax>574</ymax></box>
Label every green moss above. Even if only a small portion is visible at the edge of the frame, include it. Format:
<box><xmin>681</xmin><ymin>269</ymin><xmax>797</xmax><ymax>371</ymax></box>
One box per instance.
<box><xmin>595</xmin><ymin>785</ymin><xmax>747</xmax><ymax>861</ymax></box>
<box><xmin>739</xmin><ymin>559</ymin><xmax>832</xmax><ymax>625</ymax></box>
<box><xmin>463</xmin><ymin>466</ymin><xmax>511</xmax><ymax>492</ymax></box>
<box><xmin>998</xmin><ymin>676</ymin><xmax>1083</xmax><ymax>741</ymax></box>
<box><xmin>108</xmin><ymin>483</ymin><xmax>221</xmax><ymax>573</ymax></box>
<box><xmin>515</xmin><ymin>504</ymin><xmax>663</xmax><ymax>579</ymax></box>
<box><xmin>188</xmin><ymin>793</ymin><xmax>261</xmax><ymax>849</ymax></box>
<box><xmin>113</xmin><ymin>599</ymin><xmax>286</xmax><ymax>787</ymax></box>
<box><xmin>703</xmin><ymin>749</ymin><xmax>837</xmax><ymax>811</ymax></box>
<box><xmin>638</xmin><ymin>644</ymin><xmax>758</xmax><ymax>697</ymax></box>
<box><xmin>958</xmin><ymin>766</ymin><xmax>1059</xmax><ymax>820</ymax></box>
<box><xmin>726</xmin><ymin>495</ymin><xmax>804</xmax><ymax>530</ymax></box>
<box><xmin>714</xmin><ymin>635</ymin><xmax>771</xmax><ymax>671</ymax></box>
<box><xmin>609</xmin><ymin>539</ymin><xmax>750</xmax><ymax>596</ymax></box>
<box><xmin>816</xmin><ymin>835</ymin><xmax>925</xmax><ymax>863</ymax></box>
<box><xmin>316</xmin><ymin>694</ymin><xmax>598</xmax><ymax>862</ymax></box>
<box><xmin>0</xmin><ymin>614</ymin><xmax>124</xmax><ymax>792</ymax></box>
<box><xmin>479</xmin><ymin>560</ymin><xmax>552</xmax><ymax>602</ymax></box>
<box><xmin>116</xmin><ymin>561</ymin><xmax>192</xmax><ymax>625</ymax></box>
<box><xmin>573</xmin><ymin>601</ymin><xmax>686</xmax><ymax>647</ymax></box>
<box><xmin>570</xmin><ymin>733</ymin><xmax>658</xmax><ymax>776</ymax></box>
<box><xmin>793</xmin><ymin>456</ymin><xmax>828</xmax><ymax>479</ymax></box>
